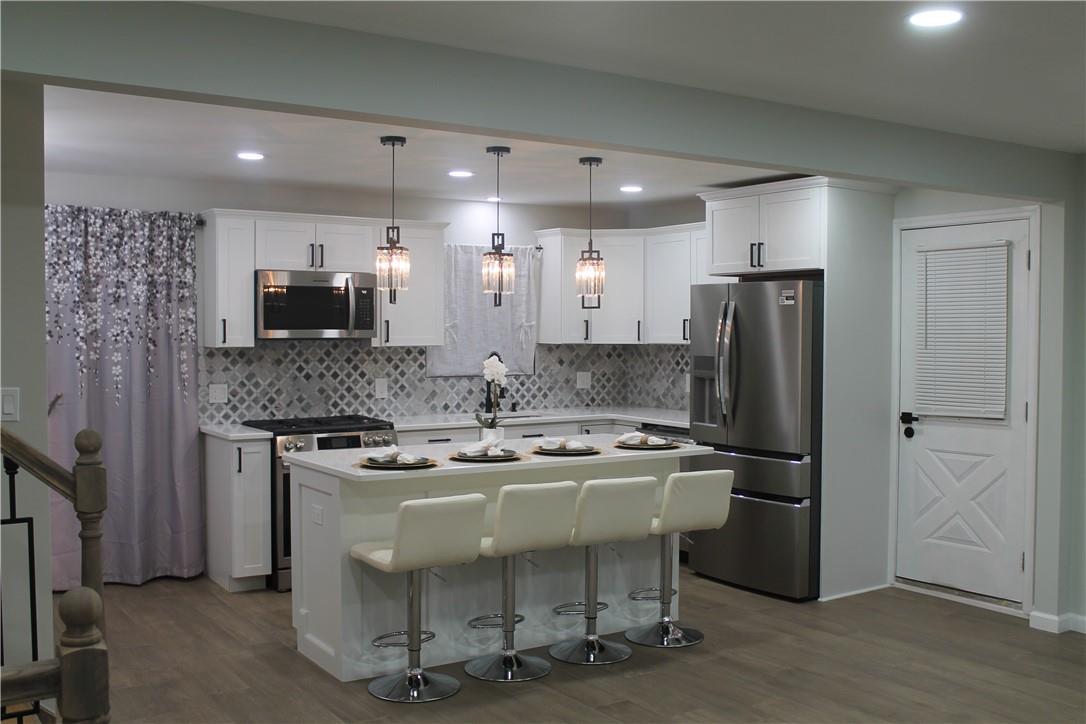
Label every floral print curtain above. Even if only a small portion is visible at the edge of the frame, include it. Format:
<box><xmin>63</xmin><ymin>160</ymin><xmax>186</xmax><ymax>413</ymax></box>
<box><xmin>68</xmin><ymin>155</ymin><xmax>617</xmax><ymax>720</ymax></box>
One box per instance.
<box><xmin>44</xmin><ymin>205</ymin><xmax>203</xmax><ymax>588</ymax></box>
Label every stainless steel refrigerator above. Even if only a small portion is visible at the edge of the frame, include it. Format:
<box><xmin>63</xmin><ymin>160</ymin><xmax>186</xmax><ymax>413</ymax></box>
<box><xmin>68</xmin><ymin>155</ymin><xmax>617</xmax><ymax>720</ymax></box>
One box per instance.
<box><xmin>686</xmin><ymin>279</ymin><xmax>822</xmax><ymax>600</ymax></box>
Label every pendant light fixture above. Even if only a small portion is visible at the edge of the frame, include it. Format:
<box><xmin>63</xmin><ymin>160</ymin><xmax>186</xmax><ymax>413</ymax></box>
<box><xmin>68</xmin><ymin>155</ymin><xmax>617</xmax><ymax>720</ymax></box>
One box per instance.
<box><xmin>376</xmin><ymin>135</ymin><xmax>409</xmax><ymax>304</ymax></box>
<box><xmin>481</xmin><ymin>145</ymin><xmax>515</xmax><ymax>307</ymax></box>
<box><xmin>575</xmin><ymin>156</ymin><xmax>604</xmax><ymax>308</ymax></box>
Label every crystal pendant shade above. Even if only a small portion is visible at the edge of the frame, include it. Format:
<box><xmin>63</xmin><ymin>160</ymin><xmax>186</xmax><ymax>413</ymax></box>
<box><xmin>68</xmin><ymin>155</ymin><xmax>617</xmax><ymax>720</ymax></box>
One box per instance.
<box><xmin>575</xmin><ymin>248</ymin><xmax>605</xmax><ymax>298</ymax></box>
<box><xmin>481</xmin><ymin>250</ymin><xmax>515</xmax><ymax>296</ymax></box>
<box><xmin>376</xmin><ymin>242</ymin><xmax>410</xmax><ymax>292</ymax></box>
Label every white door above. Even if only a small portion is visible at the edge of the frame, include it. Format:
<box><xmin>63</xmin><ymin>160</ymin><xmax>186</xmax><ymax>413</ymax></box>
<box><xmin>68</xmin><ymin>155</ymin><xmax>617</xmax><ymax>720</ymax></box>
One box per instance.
<box><xmin>707</xmin><ymin>196</ymin><xmax>759</xmax><ymax>274</ymax></box>
<box><xmin>315</xmin><ymin>223</ymin><xmax>376</xmax><ymax>272</ymax></box>
<box><xmin>210</xmin><ymin>216</ymin><xmax>255</xmax><ymax>348</ymax></box>
<box><xmin>896</xmin><ymin>219</ymin><xmax>1031</xmax><ymax>602</ymax></box>
<box><xmin>590</xmin><ymin>235</ymin><xmax>644</xmax><ymax>344</ymax></box>
<box><xmin>759</xmin><ymin>187</ymin><xmax>824</xmax><ymax>271</ymax></box>
<box><xmin>255</xmin><ymin>219</ymin><xmax>316</xmax><ymax>270</ymax></box>
<box><xmin>560</xmin><ymin>233</ymin><xmax>591</xmax><ymax>343</ymax></box>
<box><xmin>379</xmin><ymin>224</ymin><xmax>445</xmax><ymax>346</ymax></box>
<box><xmin>645</xmin><ymin>231</ymin><xmax>691</xmax><ymax>343</ymax></box>
<box><xmin>232</xmin><ymin>442</ymin><xmax>271</xmax><ymax>578</ymax></box>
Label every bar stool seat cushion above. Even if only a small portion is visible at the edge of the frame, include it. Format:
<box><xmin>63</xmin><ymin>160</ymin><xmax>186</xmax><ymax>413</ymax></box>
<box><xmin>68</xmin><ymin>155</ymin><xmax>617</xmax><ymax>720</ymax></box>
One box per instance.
<box><xmin>350</xmin><ymin>493</ymin><xmax>487</xmax><ymax>573</ymax></box>
<box><xmin>569</xmin><ymin>477</ymin><xmax>658</xmax><ymax>546</ymax></box>
<box><xmin>650</xmin><ymin>470</ymin><xmax>734</xmax><ymax>536</ymax></box>
<box><xmin>481</xmin><ymin>481</ymin><xmax>579</xmax><ymax>558</ymax></box>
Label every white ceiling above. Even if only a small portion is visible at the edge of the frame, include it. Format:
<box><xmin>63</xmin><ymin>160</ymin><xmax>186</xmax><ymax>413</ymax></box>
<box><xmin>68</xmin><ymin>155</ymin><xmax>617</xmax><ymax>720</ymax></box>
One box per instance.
<box><xmin>205</xmin><ymin>1</ymin><xmax>1086</xmax><ymax>152</ymax></box>
<box><xmin>44</xmin><ymin>86</ymin><xmax>783</xmax><ymax>205</ymax></box>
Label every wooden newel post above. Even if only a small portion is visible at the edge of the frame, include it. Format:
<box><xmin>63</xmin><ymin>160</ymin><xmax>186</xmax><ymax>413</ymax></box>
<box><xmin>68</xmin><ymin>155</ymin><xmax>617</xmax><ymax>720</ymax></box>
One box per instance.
<box><xmin>57</xmin><ymin>587</ymin><xmax>109</xmax><ymax>723</ymax></box>
<box><xmin>72</xmin><ymin>429</ymin><xmax>106</xmax><ymax>632</ymax></box>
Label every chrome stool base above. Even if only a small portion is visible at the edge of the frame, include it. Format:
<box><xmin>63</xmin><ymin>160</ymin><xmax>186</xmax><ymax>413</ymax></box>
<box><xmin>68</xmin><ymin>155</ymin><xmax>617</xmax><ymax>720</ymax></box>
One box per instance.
<box><xmin>465</xmin><ymin>651</ymin><xmax>551</xmax><ymax>682</ymax></box>
<box><xmin>549</xmin><ymin>635</ymin><xmax>632</xmax><ymax>665</ymax></box>
<box><xmin>368</xmin><ymin>668</ymin><xmax>461</xmax><ymax>703</ymax></box>
<box><xmin>624</xmin><ymin>620</ymin><xmax>704</xmax><ymax>648</ymax></box>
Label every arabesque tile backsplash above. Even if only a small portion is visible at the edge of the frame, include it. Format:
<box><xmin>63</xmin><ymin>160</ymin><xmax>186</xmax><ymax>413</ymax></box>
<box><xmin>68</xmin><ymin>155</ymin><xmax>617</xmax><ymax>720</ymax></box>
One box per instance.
<box><xmin>198</xmin><ymin>343</ymin><xmax>688</xmax><ymax>425</ymax></box>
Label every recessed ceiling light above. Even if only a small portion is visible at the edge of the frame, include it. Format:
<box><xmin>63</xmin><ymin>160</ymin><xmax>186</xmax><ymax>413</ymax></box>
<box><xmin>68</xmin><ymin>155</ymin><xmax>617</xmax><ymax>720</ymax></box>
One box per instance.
<box><xmin>487</xmin><ymin>196</ymin><xmax>502</xmax><ymax>203</ymax></box>
<box><xmin>908</xmin><ymin>9</ymin><xmax>962</xmax><ymax>27</ymax></box>
<box><xmin>449</xmin><ymin>170</ymin><xmax>474</xmax><ymax>178</ymax></box>
<box><xmin>236</xmin><ymin>151</ymin><xmax>264</xmax><ymax>161</ymax></box>
<box><xmin>620</xmin><ymin>185</ymin><xmax>643</xmax><ymax>193</ymax></box>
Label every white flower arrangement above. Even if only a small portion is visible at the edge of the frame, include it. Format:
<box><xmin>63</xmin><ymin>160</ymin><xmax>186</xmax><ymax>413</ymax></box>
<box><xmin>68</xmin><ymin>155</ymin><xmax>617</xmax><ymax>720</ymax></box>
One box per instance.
<box><xmin>476</xmin><ymin>354</ymin><xmax>509</xmax><ymax>429</ymax></box>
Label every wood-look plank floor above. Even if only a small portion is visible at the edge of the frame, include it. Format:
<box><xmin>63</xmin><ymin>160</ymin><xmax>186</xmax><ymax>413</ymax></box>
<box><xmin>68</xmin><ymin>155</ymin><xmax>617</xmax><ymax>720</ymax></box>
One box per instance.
<box><xmin>87</xmin><ymin>569</ymin><xmax>1084</xmax><ymax>723</ymax></box>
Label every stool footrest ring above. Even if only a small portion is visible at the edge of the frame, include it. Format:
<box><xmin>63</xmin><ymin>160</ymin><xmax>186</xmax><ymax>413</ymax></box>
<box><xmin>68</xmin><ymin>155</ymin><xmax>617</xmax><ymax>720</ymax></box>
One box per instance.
<box><xmin>467</xmin><ymin>612</ymin><xmax>526</xmax><ymax>629</ymax></box>
<box><xmin>552</xmin><ymin>600</ymin><xmax>609</xmax><ymax>616</ymax></box>
<box><xmin>628</xmin><ymin>586</ymin><xmax>678</xmax><ymax>601</ymax></box>
<box><xmin>371</xmin><ymin>629</ymin><xmax>436</xmax><ymax>648</ymax></box>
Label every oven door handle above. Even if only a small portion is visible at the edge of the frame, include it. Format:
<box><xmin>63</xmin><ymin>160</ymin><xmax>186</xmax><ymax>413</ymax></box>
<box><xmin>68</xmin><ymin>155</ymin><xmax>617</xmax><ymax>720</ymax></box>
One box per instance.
<box><xmin>346</xmin><ymin>276</ymin><xmax>357</xmax><ymax>333</ymax></box>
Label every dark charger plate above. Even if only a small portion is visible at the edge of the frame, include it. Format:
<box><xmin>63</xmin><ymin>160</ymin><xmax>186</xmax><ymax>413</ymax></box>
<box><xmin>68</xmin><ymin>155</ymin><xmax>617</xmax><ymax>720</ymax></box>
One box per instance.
<box><xmin>360</xmin><ymin>457</ymin><xmax>436</xmax><ymax>470</ymax></box>
<box><xmin>614</xmin><ymin>442</ymin><xmax>680</xmax><ymax>451</ymax></box>
<box><xmin>531</xmin><ymin>446</ymin><xmax>601</xmax><ymax>456</ymax></box>
<box><xmin>449</xmin><ymin>449</ymin><xmax>519</xmax><ymax>463</ymax></box>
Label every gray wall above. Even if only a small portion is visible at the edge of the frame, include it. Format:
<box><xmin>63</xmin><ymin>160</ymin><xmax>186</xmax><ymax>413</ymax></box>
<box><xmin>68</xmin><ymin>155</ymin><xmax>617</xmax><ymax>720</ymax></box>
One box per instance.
<box><xmin>3</xmin><ymin>1</ymin><xmax>1082</xmax><ymax>622</ymax></box>
<box><xmin>0</xmin><ymin>79</ymin><xmax>54</xmax><ymax>665</ymax></box>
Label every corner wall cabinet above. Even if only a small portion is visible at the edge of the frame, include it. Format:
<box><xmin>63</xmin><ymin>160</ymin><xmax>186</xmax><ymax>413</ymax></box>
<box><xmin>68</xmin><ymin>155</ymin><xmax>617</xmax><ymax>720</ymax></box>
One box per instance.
<box><xmin>536</xmin><ymin>222</ymin><xmax>708</xmax><ymax>345</ymax></box>
<box><xmin>198</xmin><ymin>209</ymin><xmax>447</xmax><ymax>348</ymax></box>
<box><xmin>700</xmin><ymin>177</ymin><xmax>835</xmax><ymax>275</ymax></box>
<box><xmin>204</xmin><ymin>435</ymin><xmax>271</xmax><ymax>592</ymax></box>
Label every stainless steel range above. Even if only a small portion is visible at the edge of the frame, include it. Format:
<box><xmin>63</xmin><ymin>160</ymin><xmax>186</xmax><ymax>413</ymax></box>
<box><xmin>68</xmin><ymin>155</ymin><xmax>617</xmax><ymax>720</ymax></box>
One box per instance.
<box><xmin>243</xmin><ymin>414</ymin><xmax>397</xmax><ymax>591</ymax></box>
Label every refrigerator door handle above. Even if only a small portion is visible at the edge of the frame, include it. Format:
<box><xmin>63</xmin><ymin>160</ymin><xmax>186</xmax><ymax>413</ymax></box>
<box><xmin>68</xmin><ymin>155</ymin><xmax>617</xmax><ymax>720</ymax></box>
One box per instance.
<box><xmin>715</xmin><ymin>301</ymin><xmax>728</xmax><ymax>422</ymax></box>
<box><xmin>721</xmin><ymin>300</ymin><xmax>736</xmax><ymax>421</ymax></box>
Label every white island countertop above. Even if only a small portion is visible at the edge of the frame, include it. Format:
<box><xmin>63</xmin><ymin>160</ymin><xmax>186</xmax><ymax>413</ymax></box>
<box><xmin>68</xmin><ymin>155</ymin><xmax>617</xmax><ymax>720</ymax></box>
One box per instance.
<box><xmin>284</xmin><ymin>433</ymin><xmax>710</xmax><ymax>482</ymax></box>
<box><xmin>394</xmin><ymin>406</ymin><xmax>689</xmax><ymax>431</ymax></box>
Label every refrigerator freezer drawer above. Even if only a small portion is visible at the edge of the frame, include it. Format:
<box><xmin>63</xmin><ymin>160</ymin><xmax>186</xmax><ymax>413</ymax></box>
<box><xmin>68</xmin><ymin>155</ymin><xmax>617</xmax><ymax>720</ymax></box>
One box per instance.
<box><xmin>684</xmin><ymin>449</ymin><xmax>811</xmax><ymax>499</ymax></box>
<box><xmin>689</xmin><ymin>493</ymin><xmax>812</xmax><ymax>600</ymax></box>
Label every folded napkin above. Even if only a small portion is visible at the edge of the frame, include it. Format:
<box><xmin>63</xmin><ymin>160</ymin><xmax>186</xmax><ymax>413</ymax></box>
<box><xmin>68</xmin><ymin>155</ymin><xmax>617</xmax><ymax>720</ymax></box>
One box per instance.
<box><xmin>370</xmin><ymin>445</ymin><xmax>401</xmax><ymax>462</ymax></box>
<box><xmin>564</xmin><ymin>439</ymin><xmax>590</xmax><ymax>450</ymax></box>
<box><xmin>539</xmin><ymin>437</ymin><xmax>565</xmax><ymax>450</ymax></box>
<box><xmin>397</xmin><ymin>452</ymin><xmax>421</xmax><ymax>464</ymax></box>
<box><xmin>646</xmin><ymin>436</ymin><xmax>668</xmax><ymax>446</ymax></box>
<box><xmin>616</xmin><ymin>431</ymin><xmax>645</xmax><ymax>445</ymax></box>
<box><xmin>459</xmin><ymin>439</ymin><xmax>504</xmax><ymax>457</ymax></box>
<box><xmin>486</xmin><ymin>446</ymin><xmax>507</xmax><ymax>457</ymax></box>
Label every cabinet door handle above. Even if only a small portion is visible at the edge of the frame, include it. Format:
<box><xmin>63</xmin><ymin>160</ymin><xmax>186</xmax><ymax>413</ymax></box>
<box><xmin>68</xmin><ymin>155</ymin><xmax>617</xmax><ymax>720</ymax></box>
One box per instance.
<box><xmin>237</xmin><ymin>447</ymin><xmax>242</xmax><ymax>473</ymax></box>
<box><xmin>584</xmin><ymin>319</ymin><xmax>589</xmax><ymax>341</ymax></box>
<box><xmin>427</xmin><ymin>437</ymin><xmax>452</xmax><ymax>444</ymax></box>
<box><xmin>384</xmin><ymin>319</ymin><xmax>390</xmax><ymax>344</ymax></box>
<box><xmin>757</xmin><ymin>242</ymin><xmax>765</xmax><ymax>268</ymax></box>
<box><xmin>750</xmin><ymin>242</ymin><xmax>756</xmax><ymax>268</ymax></box>
<box><xmin>521</xmin><ymin>433</ymin><xmax>544</xmax><ymax>438</ymax></box>
<box><xmin>319</xmin><ymin>243</ymin><xmax>325</xmax><ymax>268</ymax></box>
<box><xmin>221</xmin><ymin>318</ymin><xmax>227</xmax><ymax>344</ymax></box>
<box><xmin>637</xmin><ymin>320</ymin><xmax>641</xmax><ymax>342</ymax></box>
<box><xmin>682</xmin><ymin>318</ymin><xmax>689</xmax><ymax>341</ymax></box>
<box><xmin>308</xmin><ymin>243</ymin><xmax>315</xmax><ymax>268</ymax></box>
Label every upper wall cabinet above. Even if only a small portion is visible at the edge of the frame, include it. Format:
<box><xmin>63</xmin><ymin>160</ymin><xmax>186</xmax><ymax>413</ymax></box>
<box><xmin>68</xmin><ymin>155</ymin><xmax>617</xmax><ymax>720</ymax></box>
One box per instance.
<box><xmin>255</xmin><ymin>219</ymin><xmax>376</xmax><ymax>272</ymax></box>
<box><xmin>199</xmin><ymin>212</ymin><xmax>255</xmax><ymax>348</ymax></box>
<box><xmin>375</xmin><ymin>223</ymin><xmax>446</xmax><ymax>347</ymax></box>
<box><xmin>645</xmin><ymin>231</ymin><xmax>692</xmax><ymax>344</ymax></box>
<box><xmin>700</xmin><ymin>178</ymin><xmax>829</xmax><ymax>275</ymax></box>
<box><xmin>589</xmin><ymin>234</ymin><xmax>645</xmax><ymax>344</ymax></box>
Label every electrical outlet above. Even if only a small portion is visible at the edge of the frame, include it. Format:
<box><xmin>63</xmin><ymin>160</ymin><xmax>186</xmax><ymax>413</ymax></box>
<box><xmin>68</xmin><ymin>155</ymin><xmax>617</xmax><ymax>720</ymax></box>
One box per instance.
<box><xmin>576</xmin><ymin>371</ymin><xmax>591</xmax><ymax>389</ymax></box>
<box><xmin>374</xmin><ymin>377</ymin><xmax>389</xmax><ymax>399</ymax></box>
<box><xmin>208</xmin><ymin>383</ymin><xmax>228</xmax><ymax>404</ymax></box>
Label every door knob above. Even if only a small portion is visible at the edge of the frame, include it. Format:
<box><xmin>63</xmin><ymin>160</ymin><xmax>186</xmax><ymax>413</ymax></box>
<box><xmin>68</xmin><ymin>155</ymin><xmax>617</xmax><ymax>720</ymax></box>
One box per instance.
<box><xmin>903</xmin><ymin>426</ymin><xmax>915</xmax><ymax>439</ymax></box>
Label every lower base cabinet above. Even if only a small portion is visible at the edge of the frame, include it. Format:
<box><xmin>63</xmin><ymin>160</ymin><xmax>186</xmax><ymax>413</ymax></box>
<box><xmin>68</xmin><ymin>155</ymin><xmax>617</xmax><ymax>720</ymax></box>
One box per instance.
<box><xmin>204</xmin><ymin>435</ymin><xmax>271</xmax><ymax>592</ymax></box>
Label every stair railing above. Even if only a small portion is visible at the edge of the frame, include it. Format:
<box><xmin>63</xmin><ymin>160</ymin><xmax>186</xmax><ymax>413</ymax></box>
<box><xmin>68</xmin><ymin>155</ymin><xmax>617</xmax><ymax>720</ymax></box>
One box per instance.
<box><xmin>1</xmin><ymin>428</ymin><xmax>109</xmax><ymax>723</ymax></box>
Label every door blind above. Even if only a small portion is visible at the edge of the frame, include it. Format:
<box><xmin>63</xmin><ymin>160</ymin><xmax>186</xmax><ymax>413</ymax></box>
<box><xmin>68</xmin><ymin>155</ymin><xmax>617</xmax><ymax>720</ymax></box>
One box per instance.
<box><xmin>914</xmin><ymin>241</ymin><xmax>1009</xmax><ymax>419</ymax></box>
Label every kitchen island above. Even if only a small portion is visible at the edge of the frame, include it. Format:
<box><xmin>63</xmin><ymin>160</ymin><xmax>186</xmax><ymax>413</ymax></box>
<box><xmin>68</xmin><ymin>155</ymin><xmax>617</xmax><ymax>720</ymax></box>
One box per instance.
<box><xmin>283</xmin><ymin>434</ymin><xmax>712</xmax><ymax>682</ymax></box>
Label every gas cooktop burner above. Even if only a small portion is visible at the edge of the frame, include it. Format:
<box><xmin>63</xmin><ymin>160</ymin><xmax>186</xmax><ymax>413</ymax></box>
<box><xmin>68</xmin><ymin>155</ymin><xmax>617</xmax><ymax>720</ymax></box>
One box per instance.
<box><xmin>243</xmin><ymin>414</ymin><xmax>393</xmax><ymax>435</ymax></box>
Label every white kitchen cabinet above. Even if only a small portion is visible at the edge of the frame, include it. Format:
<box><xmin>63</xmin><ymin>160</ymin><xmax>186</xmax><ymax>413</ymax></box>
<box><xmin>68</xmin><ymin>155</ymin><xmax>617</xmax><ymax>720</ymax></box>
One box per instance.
<box><xmin>199</xmin><ymin>212</ymin><xmax>255</xmax><ymax>348</ymax></box>
<box><xmin>700</xmin><ymin>178</ymin><xmax>829</xmax><ymax>275</ymax></box>
<box><xmin>589</xmin><ymin>235</ymin><xmax>645</xmax><ymax>344</ymax></box>
<box><xmin>255</xmin><ymin>219</ymin><xmax>317</xmax><ymax>270</ymax></box>
<box><xmin>204</xmin><ymin>435</ymin><xmax>271</xmax><ymax>592</ymax></box>
<box><xmin>645</xmin><ymin>231</ymin><xmax>691</xmax><ymax>344</ymax></box>
<box><xmin>579</xmin><ymin>422</ymin><xmax>637</xmax><ymax>436</ymax></box>
<box><xmin>507</xmin><ymin>421</ymin><xmax>582</xmax><ymax>439</ymax></box>
<box><xmin>315</xmin><ymin>222</ymin><xmax>377</xmax><ymax>272</ymax></box>
<box><xmin>537</xmin><ymin>230</ymin><xmax>591</xmax><ymax>344</ymax></box>
<box><xmin>396</xmin><ymin>427</ymin><xmax>480</xmax><ymax>445</ymax></box>
<box><xmin>377</xmin><ymin>223</ymin><xmax>446</xmax><ymax>347</ymax></box>
<box><xmin>690</xmin><ymin>226</ymin><xmax>715</xmax><ymax>284</ymax></box>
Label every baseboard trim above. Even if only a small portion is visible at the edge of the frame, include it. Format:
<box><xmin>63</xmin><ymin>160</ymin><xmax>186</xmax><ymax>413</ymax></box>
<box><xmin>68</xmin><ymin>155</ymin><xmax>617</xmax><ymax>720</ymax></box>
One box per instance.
<box><xmin>1030</xmin><ymin>611</ymin><xmax>1086</xmax><ymax>634</ymax></box>
<box><xmin>818</xmin><ymin>583</ymin><xmax>889</xmax><ymax>602</ymax></box>
<box><xmin>892</xmin><ymin>580</ymin><xmax>1026</xmax><ymax>618</ymax></box>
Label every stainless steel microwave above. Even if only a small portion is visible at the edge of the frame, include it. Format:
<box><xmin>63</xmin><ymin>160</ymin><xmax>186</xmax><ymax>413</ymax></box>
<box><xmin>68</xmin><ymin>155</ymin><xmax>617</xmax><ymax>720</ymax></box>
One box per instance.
<box><xmin>256</xmin><ymin>270</ymin><xmax>376</xmax><ymax>340</ymax></box>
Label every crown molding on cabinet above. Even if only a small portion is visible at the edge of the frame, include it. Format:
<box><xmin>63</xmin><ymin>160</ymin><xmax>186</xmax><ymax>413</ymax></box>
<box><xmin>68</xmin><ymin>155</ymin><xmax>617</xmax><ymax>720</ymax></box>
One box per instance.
<box><xmin>201</xmin><ymin>208</ymin><xmax>449</xmax><ymax>229</ymax></box>
<box><xmin>698</xmin><ymin>176</ymin><xmax>896</xmax><ymax>202</ymax></box>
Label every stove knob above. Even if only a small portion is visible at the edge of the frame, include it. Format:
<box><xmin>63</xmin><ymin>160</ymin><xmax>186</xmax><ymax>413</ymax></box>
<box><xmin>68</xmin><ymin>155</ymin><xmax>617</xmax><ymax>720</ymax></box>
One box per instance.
<box><xmin>381</xmin><ymin>435</ymin><xmax>393</xmax><ymax>446</ymax></box>
<box><xmin>295</xmin><ymin>439</ymin><xmax>306</xmax><ymax>450</ymax></box>
<box><xmin>283</xmin><ymin>439</ymin><xmax>296</xmax><ymax>452</ymax></box>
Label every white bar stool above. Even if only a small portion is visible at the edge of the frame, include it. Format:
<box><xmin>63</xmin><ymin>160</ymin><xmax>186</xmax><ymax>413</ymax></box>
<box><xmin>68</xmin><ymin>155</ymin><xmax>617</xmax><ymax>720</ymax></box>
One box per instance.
<box><xmin>350</xmin><ymin>493</ymin><xmax>487</xmax><ymax>704</ymax></box>
<box><xmin>549</xmin><ymin>476</ymin><xmax>658</xmax><ymax>665</ymax></box>
<box><xmin>464</xmin><ymin>481</ymin><xmax>579</xmax><ymax>683</ymax></box>
<box><xmin>625</xmin><ymin>469</ymin><xmax>734</xmax><ymax>648</ymax></box>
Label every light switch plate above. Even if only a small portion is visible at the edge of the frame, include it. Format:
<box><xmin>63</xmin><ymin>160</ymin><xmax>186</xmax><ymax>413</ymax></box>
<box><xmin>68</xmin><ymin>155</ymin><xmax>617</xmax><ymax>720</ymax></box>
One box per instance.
<box><xmin>1</xmin><ymin>388</ymin><xmax>20</xmax><ymax>421</ymax></box>
<box><xmin>208</xmin><ymin>383</ymin><xmax>229</xmax><ymax>404</ymax></box>
<box><xmin>576</xmin><ymin>371</ymin><xmax>591</xmax><ymax>389</ymax></box>
<box><xmin>374</xmin><ymin>377</ymin><xmax>389</xmax><ymax>399</ymax></box>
